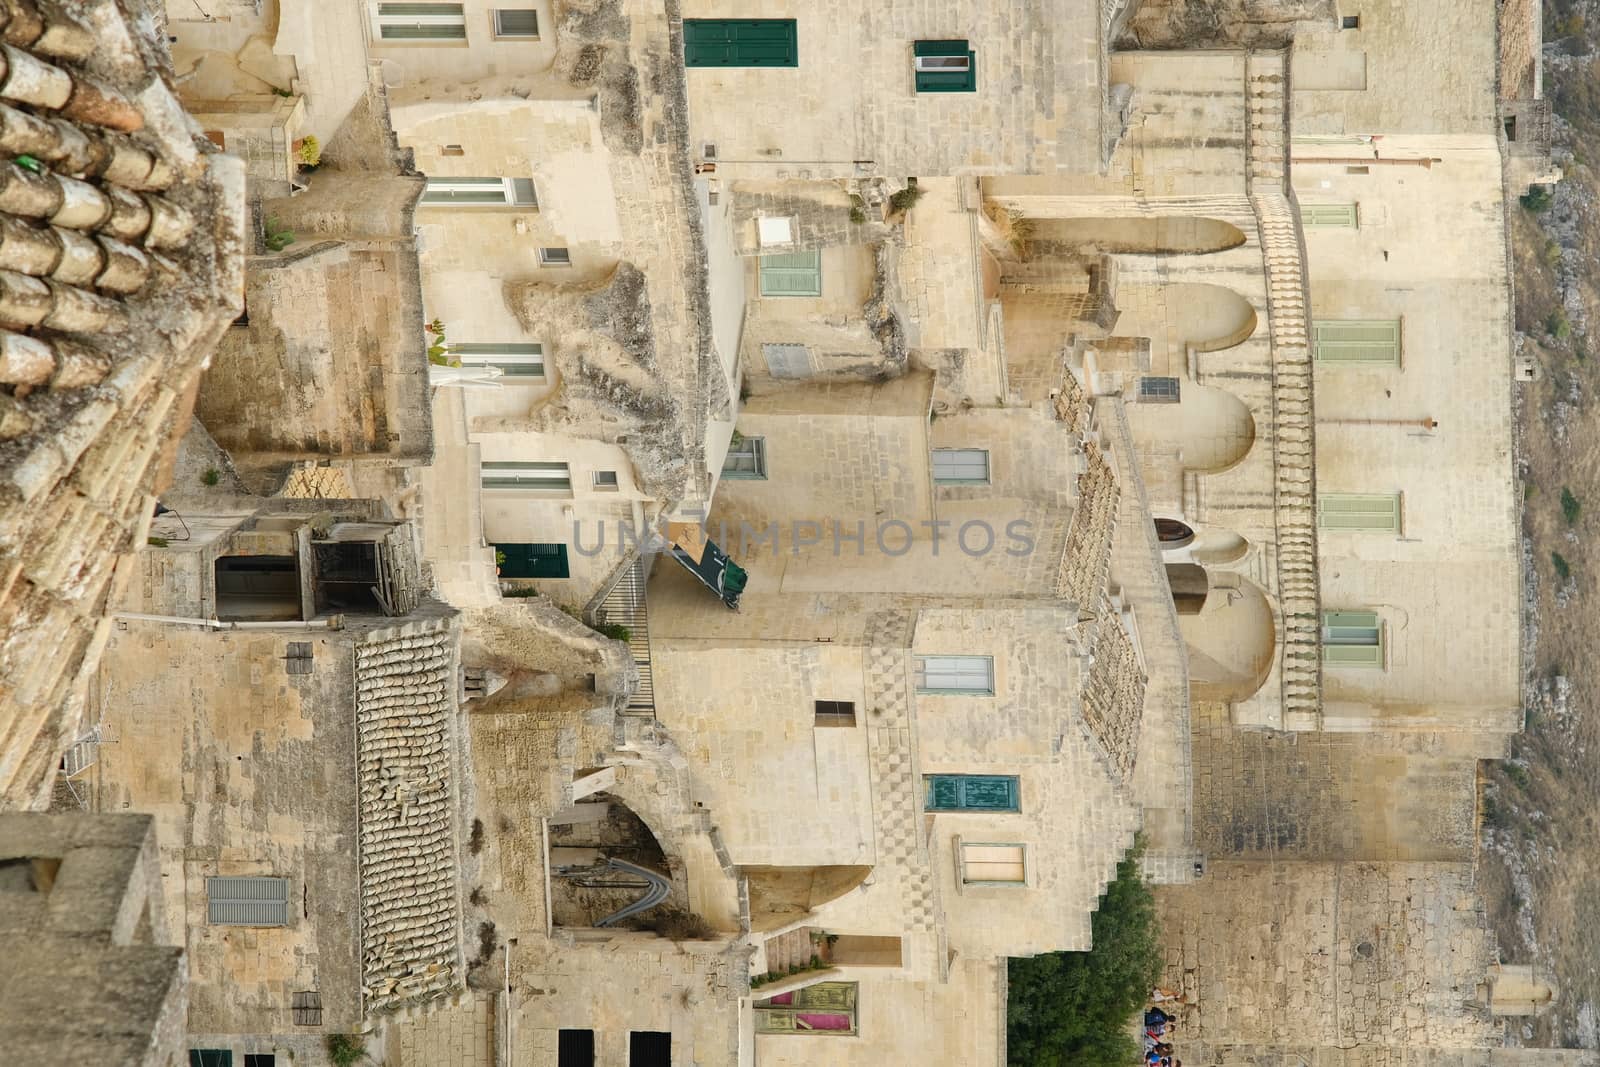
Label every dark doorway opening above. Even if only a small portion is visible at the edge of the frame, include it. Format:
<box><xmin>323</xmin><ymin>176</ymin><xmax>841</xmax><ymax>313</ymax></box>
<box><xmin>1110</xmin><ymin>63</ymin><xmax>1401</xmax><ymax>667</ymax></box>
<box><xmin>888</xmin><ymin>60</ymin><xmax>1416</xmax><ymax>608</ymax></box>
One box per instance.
<box><xmin>629</xmin><ymin>1031</ymin><xmax>671</xmax><ymax>1066</ymax></box>
<box><xmin>558</xmin><ymin>1029</ymin><xmax>595</xmax><ymax>1066</ymax></box>
<box><xmin>216</xmin><ymin>556</ymin><xmax>301</xmax><ymax>621</ymax></box>
<box><xmin>313</xmin><ymin>542</ymin><xmax>381</xmax><ymax>614</ymax></box>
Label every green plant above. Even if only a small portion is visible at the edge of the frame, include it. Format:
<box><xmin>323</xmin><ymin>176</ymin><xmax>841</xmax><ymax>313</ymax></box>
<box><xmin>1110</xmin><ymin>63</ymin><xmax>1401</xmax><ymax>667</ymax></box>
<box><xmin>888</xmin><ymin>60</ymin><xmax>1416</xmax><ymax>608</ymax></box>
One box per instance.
<box><xmin>295</xmin><ymin>135</ymin><xmax>322</xmax><ymax>167</ymax></box>
<box><xmin>1543</xmin><ymin>240</ymin><xmax>1563</xmax><ymax>268</ymax></box>
<box><xmin>201</xmin><ymin>467</ymin><xmax>220</xmax><ymax>486</ymax></box>
<box><xmin>1520</xmin><ymin>185</ymin><xmax>1554</xmax><ymax>213</ymax></box>
<box><xmin>1006</xmin><ymin>837</ymin><xmax>1162</xmax><ymax>1067</ymax></box>
<box><xmin>495</xmin><ymin>549</ymin><xmax>507</xmax><ymax>566</ymax></box>
<box><xmin>1547</xmin><ymin>310</ymin><xmax>1571</xmax><ymax>339</ymax></box>
<box><xmin>272</xmin><ymin>87</ymin><xmax>294</xmax><ymax>98</ymax></box>
<box><xmin>596</xmin><ymin>622</ymin><xmax>632</xmax><ymax>643</ymax></box>
<box><xmin>1552</xmin><ymin>551</ymin><xmax>1571</xmax><ymax>580</ymax></box>
<box><xmin>425</xmin><ymin>318</ymin><xmax>459</xmax><ymax>366</ymax></box>
<box><xmin>502</xmin><ymin>587</ymin><xmax>540</xmax><ymax>598</ymax></box>
<box><xmin>326</xmin><ymin>1033</ymin><xmax>367</xmax><ymax>1067</ymax></box>
<box><xmin>1562</xmin><ymin>486</ymin><xmax>1582</xmax><ymax>524</ymax></box>
<box><xmin>147</xmin><ymin>536</ymin><xmax>168</xmax><ymax>547</ymax></box>
<box><xmin>1525</xmin><ymin>481</ymin><xmax>1538</xmax><ymax>500</ymax></box>
<box><xmin>849</xmin><ymin>206</ymin><xmax>866</xmax><ymax>224</ymax></box>
<box><xmin>888</xmin><ymin>182</ymin><xmax>925</xmax><ymax>215</ymax></box>
<box><xmin>264</xmin><ymin>216</ymin><xmax>296</xmax><ymax>252</ymax></box>
<box><xmin>1503</xmin><ymin>761</ymin><xmax>1532</xmax><ymax>790</ymax></box>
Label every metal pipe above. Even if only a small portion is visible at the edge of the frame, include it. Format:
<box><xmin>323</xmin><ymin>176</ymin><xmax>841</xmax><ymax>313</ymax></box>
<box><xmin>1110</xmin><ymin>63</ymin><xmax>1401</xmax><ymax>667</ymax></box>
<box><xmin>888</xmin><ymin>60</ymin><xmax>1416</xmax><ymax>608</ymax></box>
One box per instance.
<box><xmin>1319</xmin><ymin>416</ymin><xmax>1438</xmax><ymax>430</ymax></box>
<box><xmin>112</xmin><ymin>612</ymin><xmax>344</xmax><ymax>631</ymax></box>
<box><xmin>1296</xmin><ymin>156</ymin><xmax>1441</xmax><ymax>168</ymax></box>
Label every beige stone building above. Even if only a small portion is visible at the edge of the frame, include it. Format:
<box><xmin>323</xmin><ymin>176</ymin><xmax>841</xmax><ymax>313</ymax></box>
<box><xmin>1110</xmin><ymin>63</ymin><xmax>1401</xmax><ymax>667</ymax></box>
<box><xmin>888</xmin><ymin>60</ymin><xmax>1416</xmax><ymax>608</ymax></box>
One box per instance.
<box><xmin>0</xmin><ymin>1</ymin><xmax>1561</xmax><ymax>1065</ymax></box>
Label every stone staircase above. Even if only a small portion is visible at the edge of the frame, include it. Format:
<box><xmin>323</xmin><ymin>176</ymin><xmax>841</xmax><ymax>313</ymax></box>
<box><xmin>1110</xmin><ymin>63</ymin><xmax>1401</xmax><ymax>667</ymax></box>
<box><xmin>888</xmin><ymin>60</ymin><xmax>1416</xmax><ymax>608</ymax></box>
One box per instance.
<box><xmin>1244</xmin><ymin>49</ymin><xmax>1324</xmax><ymax>725</ymax></box>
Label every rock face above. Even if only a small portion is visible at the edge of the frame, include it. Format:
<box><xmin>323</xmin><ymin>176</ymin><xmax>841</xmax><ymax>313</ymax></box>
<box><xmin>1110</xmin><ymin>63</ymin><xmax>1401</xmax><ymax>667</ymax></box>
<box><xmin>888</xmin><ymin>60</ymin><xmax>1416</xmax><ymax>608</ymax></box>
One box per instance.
<box><xmin>502</xmin><ymin>263</ymin><xmax>692</xmax><ymax>501</ymax></box>
<box><xmin>0</xmin><ymin>0</ymin><xmax>245</xmax><ymax>809</ymax></box>
<box><xmin>1119</xmin><ymin>0</ymin><xmax>1334</xmax><ymax>49</ymax></box>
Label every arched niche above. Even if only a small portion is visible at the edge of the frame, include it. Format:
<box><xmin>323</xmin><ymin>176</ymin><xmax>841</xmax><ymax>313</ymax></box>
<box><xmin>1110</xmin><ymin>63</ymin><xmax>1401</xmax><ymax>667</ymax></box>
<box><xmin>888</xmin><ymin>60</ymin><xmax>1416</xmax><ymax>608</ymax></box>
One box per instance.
<box><xmin>1029</xmin><ymin>216</ymin><xmax>1248</xmax><ymax>256</ymax></box>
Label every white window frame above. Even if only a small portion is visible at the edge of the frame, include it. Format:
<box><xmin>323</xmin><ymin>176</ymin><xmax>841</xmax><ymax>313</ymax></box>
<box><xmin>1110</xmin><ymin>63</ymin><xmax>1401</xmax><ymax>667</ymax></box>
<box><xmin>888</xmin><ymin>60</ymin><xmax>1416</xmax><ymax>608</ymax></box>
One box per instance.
<box><xmin>372</xmin><ymin>2</ymin><xmax>467</xmax><ymax>41</ymax></box>
<box><xmin>451</xmin><ymin>342</ymin><xmax>545</xmax><ymax>378</ymax></box>
<box><xmin>931</xmin><ymin>448</ymin><xmax>990</xmax><ymax>485</ymax></box>
<box><xmin>915</xmin><ymin>54</ymin><xmax>971</xmax><ymax>73</ymax></box>
<box><xmin>421</xmin><ymin>176</ymin><xmax>537</xmax><ymax>207</ymax></box>
<box><xmin>492</xmin><ymin>8</ymin><xmax>540</xmax><ymax>38</ymax></box>
<box><xmin>539</xmin><ymin>247</ymin><xmax>572</xmax><ymax>267</ymax></box>
<box><xmin>914</xmin><ymin>655</ymin><xmax>994</xmax><ymax>695</ymax></box>
<box><xmin>592</xmin><ymin>470</ymin><xmax>620</xmax><ymax>490</ymax></box>
<box><xmin>480</xmin><ymin>461</ymin><xmax>571</xmax><ymax>492</ymax></box>
<box><xmin>722</xmin><ymin>436</ymin><xmax>767</xmax><ymax>480</ymax></box>
<box><xmin>956</xmin><ymin>839</ymin><xmax>1027</xmax><ymax>887</ymax></box>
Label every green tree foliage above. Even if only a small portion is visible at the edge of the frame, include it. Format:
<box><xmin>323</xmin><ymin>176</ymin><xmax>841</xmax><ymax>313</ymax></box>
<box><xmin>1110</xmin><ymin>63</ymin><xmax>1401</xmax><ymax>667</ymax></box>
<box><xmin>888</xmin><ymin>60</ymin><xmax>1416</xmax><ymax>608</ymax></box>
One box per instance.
<box><xmin>1006</xmin><ymin>841</ymin><xmax>1163</xmax><ymax>1066</ymax></box>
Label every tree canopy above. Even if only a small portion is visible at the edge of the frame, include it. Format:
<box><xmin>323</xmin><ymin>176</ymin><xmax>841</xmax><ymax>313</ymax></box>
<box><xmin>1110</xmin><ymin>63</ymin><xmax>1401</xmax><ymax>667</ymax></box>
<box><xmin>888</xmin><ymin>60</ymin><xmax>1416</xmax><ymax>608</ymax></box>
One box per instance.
<box><xmin>1005</xmin><ymin>841</ymin><xmax>1164</xmax><ymax>1066</ymax></box>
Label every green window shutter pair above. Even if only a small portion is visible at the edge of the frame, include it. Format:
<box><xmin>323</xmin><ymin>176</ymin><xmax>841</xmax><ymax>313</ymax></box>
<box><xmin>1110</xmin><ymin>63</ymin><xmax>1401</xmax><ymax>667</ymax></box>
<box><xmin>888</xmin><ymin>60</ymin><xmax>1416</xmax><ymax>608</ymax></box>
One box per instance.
<box><xmin>925</xmin><ymin>774</ymin><xmax>1019</xmax><ymax>812</ymax></box>
<box><xmin>914</xmin><ymin>39</ymin><xmax>976</xmax><ymax>93</ymax></box>
<box><xmin>1322</xmin><ymin>610</ymin><xmax>1383</xmax><ymax>667</ymax></box>
<box><xmin>684</xmin><ymin>20</ymin><xmax>798</xmax><ymax>67</ymax></box>
<box><xmin>495</xmin><ymin>542</ymin><xmax>569</xmax><ymax>579</ymax></box>
<box><xmin>376</xmin><ymin>2</ymin><xmax>466</xmax><ymax>40</ymax></box>
<box><xmin>1300</xmin><ymin>203</ymin><xmax>1358</xmax><ymax>228</ymax></box>
<box><xmin>451</xmin><ymin>342</ymin><xmax>545</xmax><ymax>377</ymax></box>
<box><xmin>758</xmin><ymin>251</ymin><xmax>821</xmax><ymax>297</ymax></box>
<box><xmin>1318</xmin><ymin>492</ymin><xmax>1401</xmax><ymax>532</ymax></box>
<box><xmin>1313</xmin><ymin>319</ymin><xmax>1401</xmax><ymax>364</ymax></box>
<box><xmin>931</xmin><ymin>448</ymin><xmax>990</xmax><ymax>484</ymax></box>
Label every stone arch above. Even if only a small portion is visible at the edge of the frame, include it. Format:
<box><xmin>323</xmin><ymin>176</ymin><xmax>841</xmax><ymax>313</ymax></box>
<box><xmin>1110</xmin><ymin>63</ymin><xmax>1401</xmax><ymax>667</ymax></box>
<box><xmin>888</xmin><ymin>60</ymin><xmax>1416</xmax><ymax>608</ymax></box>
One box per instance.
<box><xmin>1191</xmin><ymin>528</ymin><xmax>1250</xmax><ymax>565</ymax></box>
<box><xmin>1176</xmin><ymin>574</ymin><xmax>1276</xmax><ymax>702</ymax></box>
<box><xmin>1128</xmin><ymin>379</ymin><xmax>1256</xmax><ymax>473</ymax></box>
<box><xmin>1166</xmin><ymin>283</ymin><xmax>1259</xmax><ymax>352</ymax></box>
<box><xmin>1154</xmin><ymin>517</ymin><xmax>1197</xmax><ymax>550</ymax></box>
<box><xmin>744</xmin><ymin>865</ymin><xmax>873</xmax><ymax>933</ymax></box>
<box><xmin>1028</xmin><ymin>216</ymin><xmax>1247</xmax><ymax>256</ymax></box>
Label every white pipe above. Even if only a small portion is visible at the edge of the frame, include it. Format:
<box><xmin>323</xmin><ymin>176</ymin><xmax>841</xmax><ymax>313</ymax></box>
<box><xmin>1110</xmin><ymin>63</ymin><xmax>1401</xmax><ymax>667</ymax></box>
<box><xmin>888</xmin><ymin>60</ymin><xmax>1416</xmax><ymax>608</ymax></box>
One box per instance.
<box><xmin>112</xmin><ymin>612</ymin><xmax>345</xmax><ymax>631</ymax></box>
<box><xmin>504</xmin><ymin>937</ymin><xmax>516</xmax><ymax>1067</ymax></box>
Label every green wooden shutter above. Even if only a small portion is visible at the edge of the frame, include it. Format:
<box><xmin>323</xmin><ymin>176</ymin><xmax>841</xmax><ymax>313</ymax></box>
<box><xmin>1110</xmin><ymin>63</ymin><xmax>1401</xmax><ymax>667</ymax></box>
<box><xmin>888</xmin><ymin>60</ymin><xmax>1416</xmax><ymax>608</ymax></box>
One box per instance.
<box><xmin>1313</xmin><ymin>319</ymin><xmax>1401</xmax><ymax>364</ymax></box>
<box><xmin>1321</xmin><ymin>610</ymin><xmax>1383</xmax><ymax>666</ymax></box>
<box><xmin>496</xmin><ymin>543</ymin><xmax>569</xmax><ymax>578</ymax></box>
<box><xmin>927</xmin><ymin>776</ymin><xmax>963</xmax><ymax>810</ymax></box>
<box><xmin>1300</xmin><ymin>203</ymin><xmax>1358</xmax><ymax>228</ymax></box>
<box><xmin>792</xmin><ymin>982</ymin><xmax>856</xmax><ymax>1010</ymax></box>
<box><xmin>190</xmin><ymin>1052</ymin><xmax>233</xmax><ymax>1067</ymax></box>
<box><xmin>684</xmin><ymin>20</ymin><xmax>798</xmax><ymax>67</ymax></box>
<box><xmin>925</xmin><ymin>774</ymin><xmax>1019</xmax><ymax>811</ymax></box>
<box><xmin>759</xmin><ymin>251</ymin><xmax>821</xmax><ymax>297</ymax></box>
<box><xmin>1318</xmin><ymin>492</ymin><xmax>1401</xmax><ymax>532</ymax></box>
<box><xmin>914</xmin><ymin>40</ymin><xmax>976</xmax><ymax>93</ymax></box>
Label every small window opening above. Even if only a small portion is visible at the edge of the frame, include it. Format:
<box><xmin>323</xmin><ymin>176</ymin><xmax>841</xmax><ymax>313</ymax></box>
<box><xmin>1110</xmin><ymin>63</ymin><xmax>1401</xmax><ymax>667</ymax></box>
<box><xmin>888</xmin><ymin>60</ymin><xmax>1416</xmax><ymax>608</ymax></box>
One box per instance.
<box><xmin>814</xmin><ymin>700</ymin><xmax>857</xmax><ymax>727</ymax></box>
<box><xmin>442</xmin><ymin>144</ymin><xmax>465</xmax><ymax>156</ymax></box>
<box><xmin>1346</xmin><ymin>165</ymin><xmax>1370</xmax><ymax>174</ymax></box>
<box><xmin>312</xmin><ymin>541</ymin><xmax>382</xmax><ymax>615</ymax></box>
<box><xmin>540</xmin><ymin>247</ymin><xmax>572</xmax><ymax>266</ymax></box>
<box><xmin>1341</xmin><ymin>14</ymin><xmax>1360</xmax><ymax>28</ymax></box>
<box><xmin>216</xmin><ymin>555</ymin><xmax>302</xmax><ymax>622</ymax></box>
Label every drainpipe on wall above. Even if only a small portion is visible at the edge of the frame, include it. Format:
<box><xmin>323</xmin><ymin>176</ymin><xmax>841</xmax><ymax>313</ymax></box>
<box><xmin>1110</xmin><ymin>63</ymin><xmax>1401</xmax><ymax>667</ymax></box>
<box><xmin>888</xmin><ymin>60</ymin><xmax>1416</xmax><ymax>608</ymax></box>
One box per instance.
<box><xmin>112</xmin><ymin>612</ymin><xmax>346</xmax><ymax>631</ymax></box>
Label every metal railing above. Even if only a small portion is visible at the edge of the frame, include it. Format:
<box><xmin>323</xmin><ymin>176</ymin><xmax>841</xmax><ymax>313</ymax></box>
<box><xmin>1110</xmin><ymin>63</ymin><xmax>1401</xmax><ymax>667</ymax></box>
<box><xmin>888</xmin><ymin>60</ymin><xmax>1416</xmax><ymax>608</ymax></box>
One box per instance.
<box><xmin>594</xmin><ymin>554</ymin><xmax>656</xmax><ymax>715</ymax></box>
